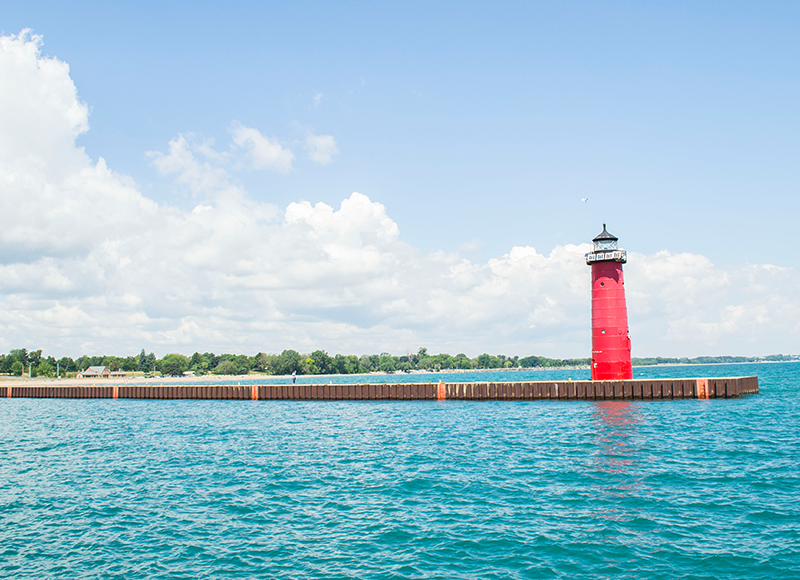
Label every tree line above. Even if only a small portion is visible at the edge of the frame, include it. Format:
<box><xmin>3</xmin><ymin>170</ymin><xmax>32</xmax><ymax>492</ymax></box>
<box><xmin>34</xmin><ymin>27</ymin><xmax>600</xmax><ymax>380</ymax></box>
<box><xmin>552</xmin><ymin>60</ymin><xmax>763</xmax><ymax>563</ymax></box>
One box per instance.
<box><xmin>0</xmin><ymin>347</ymin><xmax>590</xmax><ymax>377</ymax></box>
<box><xmin>0</xmin><ymin>348</ymin><xmax>795</xmax><ymax>378</ymax></box>
<box><xmin>630</xmin><ymin>354</ymin><xmax>796</xmax><ymax>366</ymax></box>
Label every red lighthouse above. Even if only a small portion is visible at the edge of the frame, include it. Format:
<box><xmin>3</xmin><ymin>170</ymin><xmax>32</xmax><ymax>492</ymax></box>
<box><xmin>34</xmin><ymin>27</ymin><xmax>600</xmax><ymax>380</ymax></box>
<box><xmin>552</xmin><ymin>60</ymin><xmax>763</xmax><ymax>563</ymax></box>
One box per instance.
<box><xmin>586</xmin><ymin>224</ymin><xmax>632</xmax><ymax>380</ymax></box>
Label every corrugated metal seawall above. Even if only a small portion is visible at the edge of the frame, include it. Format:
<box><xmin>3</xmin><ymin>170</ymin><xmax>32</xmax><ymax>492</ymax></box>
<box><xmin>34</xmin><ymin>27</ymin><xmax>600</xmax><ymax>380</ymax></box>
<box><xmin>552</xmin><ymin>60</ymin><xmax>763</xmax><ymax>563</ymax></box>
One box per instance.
<box><xmin>2</xmin><ymin>377</ymin><xmax>758</xmax><ymax>400</ymax></box>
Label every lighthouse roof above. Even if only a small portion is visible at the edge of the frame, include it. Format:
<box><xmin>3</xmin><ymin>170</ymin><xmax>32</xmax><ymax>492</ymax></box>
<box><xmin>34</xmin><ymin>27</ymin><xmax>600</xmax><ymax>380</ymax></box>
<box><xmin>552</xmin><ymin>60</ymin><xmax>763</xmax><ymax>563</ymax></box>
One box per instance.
<box><xmin>592</xmin><ymin>223</ymin><xmax>618</xmax><ymax>243</ymax></box>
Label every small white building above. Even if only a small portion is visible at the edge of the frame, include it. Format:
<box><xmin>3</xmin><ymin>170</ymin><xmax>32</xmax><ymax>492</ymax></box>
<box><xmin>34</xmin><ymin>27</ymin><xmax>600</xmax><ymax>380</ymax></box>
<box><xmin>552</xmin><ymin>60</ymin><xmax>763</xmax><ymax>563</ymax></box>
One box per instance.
<box><xmin>76</xmin><ymin>366</ymin><xmax>125</xmax><ymax>379</ymax></box>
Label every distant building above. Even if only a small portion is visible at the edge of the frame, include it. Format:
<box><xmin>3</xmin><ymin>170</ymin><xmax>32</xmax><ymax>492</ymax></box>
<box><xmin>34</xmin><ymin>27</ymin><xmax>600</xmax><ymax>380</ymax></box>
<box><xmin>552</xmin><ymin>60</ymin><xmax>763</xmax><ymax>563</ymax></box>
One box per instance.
<box><xmin>76</xmin><ymin>366</ymin><xmax>126</xmax><ymax>379</ymax></box>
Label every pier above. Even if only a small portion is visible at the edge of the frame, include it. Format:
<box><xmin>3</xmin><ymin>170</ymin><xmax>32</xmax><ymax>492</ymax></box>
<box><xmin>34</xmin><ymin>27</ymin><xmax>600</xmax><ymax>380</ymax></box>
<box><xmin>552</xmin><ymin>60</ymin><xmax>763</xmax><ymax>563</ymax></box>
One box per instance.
<box><xmin>3</xmin><ymin>376</ymin><xmax>758</xmax><ymax>400</ymax></box>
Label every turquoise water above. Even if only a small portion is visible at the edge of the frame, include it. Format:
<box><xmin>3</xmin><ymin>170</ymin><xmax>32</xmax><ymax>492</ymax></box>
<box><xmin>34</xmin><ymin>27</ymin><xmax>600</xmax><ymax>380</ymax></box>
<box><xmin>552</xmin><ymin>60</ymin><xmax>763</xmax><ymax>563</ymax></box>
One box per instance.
<box><xmin>130</xmin><ymin>361</ymin><xmax>787</xmax><ymax>385</ymax></box>
<box><xmin>1</xmin><ymin>362</ymin><xmax>798</xmax><ymax>579</ymax></box>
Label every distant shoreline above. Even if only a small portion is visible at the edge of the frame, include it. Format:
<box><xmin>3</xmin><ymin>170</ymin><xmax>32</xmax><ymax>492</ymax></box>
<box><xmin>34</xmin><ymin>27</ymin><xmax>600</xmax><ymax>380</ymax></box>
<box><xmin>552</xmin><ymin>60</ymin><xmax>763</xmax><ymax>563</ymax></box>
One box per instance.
<box><xmin>0</xmin><ymin>359</ymin><xmax>795</xmax><ymax>387</ymax></box>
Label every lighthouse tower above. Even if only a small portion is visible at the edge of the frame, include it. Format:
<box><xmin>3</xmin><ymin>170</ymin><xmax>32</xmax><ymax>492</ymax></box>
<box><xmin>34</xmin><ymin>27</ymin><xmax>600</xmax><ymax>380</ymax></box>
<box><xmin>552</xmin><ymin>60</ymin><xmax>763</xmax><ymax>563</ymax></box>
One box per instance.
<box><xmin>586</xmin><ymin>224</ymin><xmax>632</xmax><ymax>380</ymax></box>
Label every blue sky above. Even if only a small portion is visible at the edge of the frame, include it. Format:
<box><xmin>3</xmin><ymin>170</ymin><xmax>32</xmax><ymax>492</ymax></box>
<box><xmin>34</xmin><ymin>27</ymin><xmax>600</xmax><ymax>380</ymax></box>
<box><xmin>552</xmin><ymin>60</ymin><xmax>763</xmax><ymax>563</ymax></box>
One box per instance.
<box><xmin>1</xmin><ymin>2</ymin><xmax>799</xmax><ymax>358</ymax></box>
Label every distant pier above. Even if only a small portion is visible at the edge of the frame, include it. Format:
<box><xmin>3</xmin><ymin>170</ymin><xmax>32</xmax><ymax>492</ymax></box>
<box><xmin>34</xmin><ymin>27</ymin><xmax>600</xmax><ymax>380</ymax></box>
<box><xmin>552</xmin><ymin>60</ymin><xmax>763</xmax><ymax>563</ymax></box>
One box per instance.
<box><xmin>3</xmin><ymin>377</ymin><xmax>758</xmax><ymax>401</ymax></box>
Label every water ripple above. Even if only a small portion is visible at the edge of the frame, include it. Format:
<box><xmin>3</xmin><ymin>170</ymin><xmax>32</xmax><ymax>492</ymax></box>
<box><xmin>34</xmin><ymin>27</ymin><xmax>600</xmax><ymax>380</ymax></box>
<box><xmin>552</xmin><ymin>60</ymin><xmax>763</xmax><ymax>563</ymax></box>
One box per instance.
<box><xmin>1</xmin><ymin>362</ymin><xmax>799</xmax><ymax>578</ymax></box>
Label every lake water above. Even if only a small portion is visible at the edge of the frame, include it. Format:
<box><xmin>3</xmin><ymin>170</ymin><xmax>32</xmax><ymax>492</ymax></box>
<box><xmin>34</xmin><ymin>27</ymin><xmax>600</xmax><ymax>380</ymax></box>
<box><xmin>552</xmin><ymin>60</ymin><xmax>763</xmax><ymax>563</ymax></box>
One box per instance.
<box><xmin>132</xmin><ymin>361</ymin><xmax>787</xmax><ymax>385</ymax></box>
<box><xmin>1</xmin><ymin>362</ymin><xmax>798</xmax><ymax>578</ymax></box>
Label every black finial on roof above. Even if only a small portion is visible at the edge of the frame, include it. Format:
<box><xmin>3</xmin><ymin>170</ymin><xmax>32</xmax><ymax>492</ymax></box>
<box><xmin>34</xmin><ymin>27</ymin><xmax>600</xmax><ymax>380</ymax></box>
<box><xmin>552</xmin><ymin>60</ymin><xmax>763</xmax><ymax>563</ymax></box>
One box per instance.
<box><xmin>593</xmin><ymin>223</ymin><xmax>618</xmax><ymax>242</ymax></box>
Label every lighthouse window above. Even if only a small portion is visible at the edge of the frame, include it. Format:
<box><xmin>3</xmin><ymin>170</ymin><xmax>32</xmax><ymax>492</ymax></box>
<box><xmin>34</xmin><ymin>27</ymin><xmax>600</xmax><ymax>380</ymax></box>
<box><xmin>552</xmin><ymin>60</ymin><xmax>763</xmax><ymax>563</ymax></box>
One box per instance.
<box><xmin>600</xmin><ymin>282</ymin><xmax>604</xmax><ymax>286</ymax></box>
<box><xmin>601</xmin><ymin>329</ymin><xmax>606</xmax><ymax>334</ymax></box>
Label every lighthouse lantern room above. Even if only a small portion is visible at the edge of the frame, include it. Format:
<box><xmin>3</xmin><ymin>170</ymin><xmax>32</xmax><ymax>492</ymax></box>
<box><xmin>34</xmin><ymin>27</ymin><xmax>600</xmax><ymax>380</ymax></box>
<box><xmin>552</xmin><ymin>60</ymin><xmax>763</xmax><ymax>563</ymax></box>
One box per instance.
<box><xmin>586</xmin><ymin>224</ymin><xmax>632</xmax><ymax>380</ymax></box>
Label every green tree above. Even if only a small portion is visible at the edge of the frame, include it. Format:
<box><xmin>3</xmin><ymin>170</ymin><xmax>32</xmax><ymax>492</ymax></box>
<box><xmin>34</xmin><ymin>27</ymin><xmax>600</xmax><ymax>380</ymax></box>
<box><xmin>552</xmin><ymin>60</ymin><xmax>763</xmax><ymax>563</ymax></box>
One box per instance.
<box><xmin>272</xmin><ymin>350</ymin><xmax>303</xmax><ymax>375</ymax></box>
<box><xmin>144</xmin><ymin>352</ymin><xmax>157</xmax><ymax>373</ymax></box>
<box><xmin>37</xmin><ymin>361</ymin><xmax>54</xmax><ymax>377</ymax></box>
<box><xmin>121</xmin><ymin>356</ymin><xmax>137</xmax><ymax>372</ymax></box>
<box><xmin>214</xmin><ymin>354</ymin><xmax>249</xmax><ymax>375</ymax></box>
<box><xmin>333</xmin><ymin>354</ymin><xmax>361</xmax><ymax>374</ymax></box>
<box><xmin>358</xmin><ymin>355</ymin><xmax>373</xmax><ymax>373</ymax></box>
<box><xmin>160</xmin><ymin>353</ymin><xmax>190</xmax><ymax>376</ymax></box>
<box><xmin>343</xmin><ymin>355</ymin><xmax>360</xmax><ymax>374</ymax></box>
<box><xmin>11</xmin><ymin>361</ymin><xmax>23</xmax><ymax>376</ymax></box>
<box><xmin>378</xmin><ymin>355</ymin><xmax>396</xmax><ymax>373</ymax></box>
<box><xmin>10</xmin><ymin>349</ymin><xmax>29</xmax><ymax>366</ymax></box>
<box><xmin>137</xmin><ymin>349</ymin><xmax>148</xmax><ymax>372</ymax></box>
<box><xmin>189</xmin><ymin>352</ymin><xmax>209</xmax><ymax>374</ymax></box>
<box><xmin>229</xmin><ymin>354</ymin><xmax>251</xmax><ymax>374</ymax></box>
<box><xmin>303</xmin><ymin>357</ymin><xmax>318</xmax><ymax>375</ymax></box>
<box><xmin>251</xmin><ymin>352</ymin><xmax>271</xmax><ymax>372</ymax></box>
<box><xmin>433</xmin><ymin>353</ymin><xmax>455</xmax><ymax>370</ymax></box>
<box><xmin>455</xmin><ymin>354</ymin><xmax>473</xmax><ymax>370</ymax></box>
<box><xmin>213</xmin><ymin>360</ymin><xmax>237</xmax><ymax>375</ymax></box>
<box><xmin>332</xmin><ymin>354</ymin><xmax>347</xmax><ymax>374</ymax></box>
<box><xmin>203</xmin><ymin>352</ymin><xmax>221</xmax><ymax>370</ymax></box>
<box><xmin>103</xmin><ymin>356</ymin><xmax>121</xmax><ymax>371</ymax></box>
<box><xmin>75</xmin><ymin>355</ymin><xmax>91</xmax><ymax>373</ymax></box>
<box><xmin>308</xmin><ymin>350</ymin><xmax>333</xmax><ymax>374</ymax></box>
<box><xmin>417</xmin><ymin>354</ymin><xmax>434</xmax><ymax>370</ymax></box>
<box><xmin>56</xmin><ymin>357</ymin><xmax>73</xmax><ymax>373</ymax></box>
<box><xmin>476</xmin><ymin>353</ymin><xmax>493</xmax><ymax>369</ymax></box>
<box><xmin>519</xmin><ymin>355</ymin><xmax>544</xmax><ymax>368</ymax></box>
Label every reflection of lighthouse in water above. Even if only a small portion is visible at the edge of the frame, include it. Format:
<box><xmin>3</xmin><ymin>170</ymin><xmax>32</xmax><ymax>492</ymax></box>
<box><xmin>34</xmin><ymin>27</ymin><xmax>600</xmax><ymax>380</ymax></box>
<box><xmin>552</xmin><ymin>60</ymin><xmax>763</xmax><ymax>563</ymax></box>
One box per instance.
<box><xmin>586</xmin><ymin>224</ymin><xmax>632</xmax><ymax>380</ymax></box>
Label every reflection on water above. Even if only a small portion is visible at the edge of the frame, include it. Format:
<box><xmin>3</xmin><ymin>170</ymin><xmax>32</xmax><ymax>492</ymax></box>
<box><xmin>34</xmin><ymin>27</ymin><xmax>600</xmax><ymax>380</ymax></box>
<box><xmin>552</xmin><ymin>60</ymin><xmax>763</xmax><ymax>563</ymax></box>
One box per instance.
<box><xmin>587</xmin><ymin>402</ymin><xmax>646</xmax><ymax>523</ymax></box>
<box><xmin>593</xmin><ymin>402</ymin><xmax>641</xmax><ymax>466</ymax></box>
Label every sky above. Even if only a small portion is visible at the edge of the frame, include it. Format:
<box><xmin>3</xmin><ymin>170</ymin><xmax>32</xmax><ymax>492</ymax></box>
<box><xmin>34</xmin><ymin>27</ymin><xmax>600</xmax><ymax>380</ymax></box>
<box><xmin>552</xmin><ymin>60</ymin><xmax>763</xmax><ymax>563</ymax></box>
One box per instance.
<box><xmin>1</xmin><ymin>1</ymin><xmax>799</xmax><ymax>359</ymax></box>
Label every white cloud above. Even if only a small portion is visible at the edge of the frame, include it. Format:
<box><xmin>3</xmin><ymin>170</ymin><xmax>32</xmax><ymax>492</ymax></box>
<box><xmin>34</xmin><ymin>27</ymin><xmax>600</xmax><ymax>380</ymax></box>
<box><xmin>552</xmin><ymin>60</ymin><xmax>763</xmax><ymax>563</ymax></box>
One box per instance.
<box><xmin>305</xmin><ymin>133</ymin><xmax>339</xmax><ymax>164</ymax></box>
<box><xmin>314</xmin><ymin>92</ymin><xmax>323</xmax><ymax>107</ymax></box>
<box><xmin>459</xmin><ymin>238</ymin><xmax>482</xmax><ymax>253</ymax></box>
<box><xmin>1</xmin><ymin>30</ymin><xmax>799</xmax><ymax>358</ymax></box>
<box><xmin>230</xmin><ymin>121</ymin><xmax>294</xmax><ymax>173</ymax></box>
<box><xmin>148</xmin><ymin>134</ymin><xmax>240</xmax><ymax>200</ymax></box>
<box><xmin>626</xmin><ymin>254</ymin><xmax>800</xmax><ymax>355</ymax></box>
<box><xmin>0</xmin><ymin>30</ymin><xmax>88</xmax><ymax>170</ymax></box>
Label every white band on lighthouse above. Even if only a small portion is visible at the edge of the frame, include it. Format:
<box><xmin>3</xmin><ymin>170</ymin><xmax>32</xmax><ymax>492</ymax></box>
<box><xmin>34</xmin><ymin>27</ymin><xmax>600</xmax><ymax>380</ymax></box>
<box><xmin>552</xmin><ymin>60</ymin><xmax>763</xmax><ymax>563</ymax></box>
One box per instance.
<box><xmin>585</xmin><ymin>249</ymin><xmax>627</xmax><ymax>264</ymax></box>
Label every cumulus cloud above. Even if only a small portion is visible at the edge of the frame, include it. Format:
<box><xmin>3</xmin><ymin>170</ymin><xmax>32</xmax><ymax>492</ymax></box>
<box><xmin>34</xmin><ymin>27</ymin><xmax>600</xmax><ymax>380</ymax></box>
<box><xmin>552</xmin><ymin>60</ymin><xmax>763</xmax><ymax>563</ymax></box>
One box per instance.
<box><xmin>230</xmin><ymin>121</ymin><xmax>294</xmax><ymax>173</ymax></box>
<box><xmin>0</xmin><ymin>30</ymin><xmax>88</xmax><ymax>169</ymax></box>
<box><xmin>626</xmin><ymin>253</ymin><xmax>800</xmax><ymax>354</ymax></box>
<box><xmin>304</xmin><ymin>133</ymin><xmax>339</xmax><ymax>164</ymax></box>
<box><xmin>1</xmin><ymin>31</ymin><xmax>798</xmax><ymax>358</ymax></box>
<box><xmin>148</xmin><ymin>134</ymin><xmax>240</xmax><ymax>200</ymax></box>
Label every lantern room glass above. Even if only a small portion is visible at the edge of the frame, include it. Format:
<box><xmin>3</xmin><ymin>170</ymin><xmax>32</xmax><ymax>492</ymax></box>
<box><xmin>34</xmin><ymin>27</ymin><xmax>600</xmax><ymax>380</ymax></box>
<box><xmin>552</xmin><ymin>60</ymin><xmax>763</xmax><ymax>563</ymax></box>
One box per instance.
<box><xmin>594</xmin><ymin>238</ymin><xmax>617</xmax><ymax>251</ymax></box>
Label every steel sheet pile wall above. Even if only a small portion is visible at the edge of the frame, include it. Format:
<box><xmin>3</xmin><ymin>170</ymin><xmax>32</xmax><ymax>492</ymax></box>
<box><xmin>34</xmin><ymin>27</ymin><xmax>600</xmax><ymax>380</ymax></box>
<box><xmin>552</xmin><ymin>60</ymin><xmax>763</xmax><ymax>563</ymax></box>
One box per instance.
<box><xmin>3</xmin><ymin>377</ymin><xmax>758</xmax><ymax>400</ymax></box>
<box><xmin>4</xmin><ymin>385</ymin><xmax>116</xmax><ymax>398</ymax></box>
<box><xmin>440</xmin><ymin>377</ymin><xmax>757</xmax><ymax>400</ymax></box>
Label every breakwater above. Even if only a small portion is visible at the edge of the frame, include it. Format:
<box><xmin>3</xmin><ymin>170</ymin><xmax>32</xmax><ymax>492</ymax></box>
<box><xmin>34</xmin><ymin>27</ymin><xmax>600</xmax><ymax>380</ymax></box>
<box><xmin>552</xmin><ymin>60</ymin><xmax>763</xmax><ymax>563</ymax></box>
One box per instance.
<box><xmin>3</xmin><ymin>376</ymin><xmax>758</xmax><ymax>400</ymax></box>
